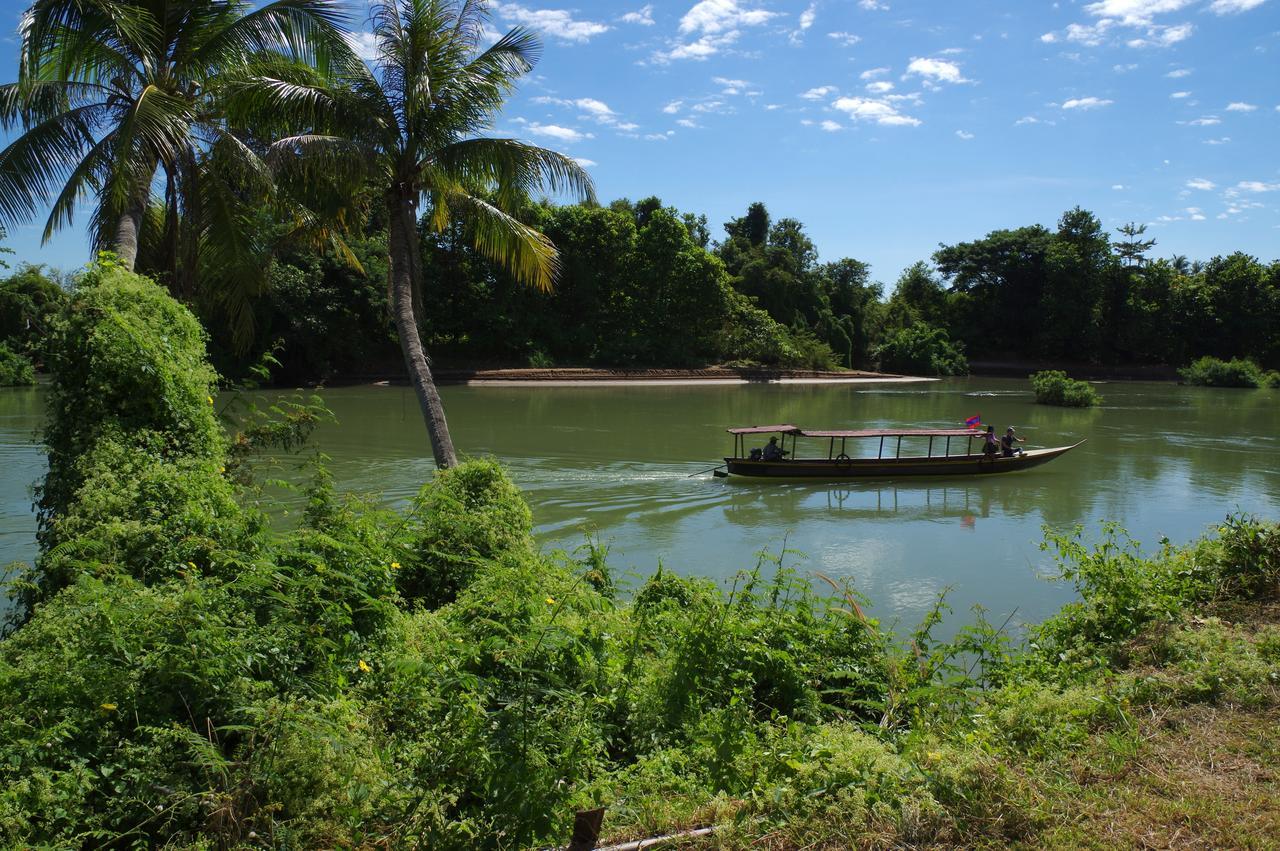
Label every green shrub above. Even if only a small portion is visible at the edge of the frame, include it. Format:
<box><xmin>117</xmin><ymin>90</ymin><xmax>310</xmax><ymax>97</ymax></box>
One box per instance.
<box><xmin>1029</xmin><ymin>370</ymin><xmax>1100</xmax><ymax>407</ymax></box>
<box><xmin>396</xmin><ymin>458</ymin><xmax>534</xmax><ymax>607</ymax></box>
<box><xmin>1179</xmin><ymin>356</ymin><xmax>1271</xmax><ymax>388</ymax></box>
<box><xmin>0</xmin><ymin>342</ymin><xmax>35</xmax><ymax>386</ymax></box>
<box><xmin>875</xmin><ymin>322</ymin><xmax>968</xmax><ymax>376</ymax></box>
<box><xmin>39</xmin><ymin>258</ymin><xmax>223</xmax><ymax>529</ymax></box>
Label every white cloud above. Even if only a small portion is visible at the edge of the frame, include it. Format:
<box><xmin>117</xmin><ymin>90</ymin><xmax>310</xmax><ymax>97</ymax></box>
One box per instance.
<box><xmin>1186</xmin><ymin>206</ymin><xmax>1206</xmax><ymax>220</ymax></box>
<box><xmin>644</xmin><ymin>131</ymin><xmax>673</xmax><ymax>141</ymax></box>
<box><xmin>832</xmin><ymin>95</ymin><xmax>921</xmax><ymax>126</ymax></box>
<box><xmin>575</xmin><ymin>97</ymin><xmax>614</xmax><ymax>118</ymax></box>
<box><xmin>801</xmin><ymin>85</ymin><xmax>838</xmax><ymax>100</ymax></box>
<box><xmin>345</xmin><ymin>32</ymin><xmax>380</xmax><ymax>61</ymax></box>
<box><xmin>1187</xmin><ymin>115</ymin><xmax>1221</xmax><ymax>125</ymax></box>
<box><xmin>1114</xmin><ymin>63</ymin><xmax>1139</xmax><ymax>71</ymax></box>
<box><xmin>1209</xmin><ymin>0</ymin><xmax>1269</xmax><ymax>12</ymax></box>
<box><xmin>1126</xmin><ymin>22</ymin><xmax>1192</xmax><ymax>47</ymax></box>
<box><xmin>1045</xmin><ymin>1</ymin><xmax>1203</xmax><ymax>49</ymax></box>
<box><xmin>904</xmin><ymin>57</ymin><xmax>968</xmax><ymax>84</ymax></box>
<box><xmin>656</xmin><ymin>31</ymin><xmax>739</xmax><ymax>61</ymax></box>
<box><xmin>491</xmin><ymin>3</ymin><xmax>610</xmax><ymax>42</ymax></box>
<box><xmin>1165</xmin><ymin>68</ymin><xmax>1192</xmax><ymax>77</ymax></box>
<box><xmin>679</xmin><ymin>0</ymin><xmax>779</xmax><ymax>35</ymax></box>
<box><xmin>662</xmin><ymin>100</ymin><xmax>683</xmax><ymax>114</ymax></box>
<box><xmin>1204</xmin><ymin>137</ymin><xmax>1231</xmax><ymax>144</ymax></box>
<box><xmin>1226</xmin><ymin>101</ymin><xmax>1257</xmax><ymax>111</ymax></box>
<box><xmin>573</xmin><ymin>158</ymin><xmax>597</xmax><ymax>168</ymax></box>
<box><xmin>820</xmin><ymin>120</ymin><xmax>843</xmax><ymax>132</ymax></box>
<box><xmin>620</xmin><ymin>4</ymin><xmax>654</xmax><ymax>25</ymax></box>
<box><xmin>1062</xmin><ymin>97</ymin><xmax>1113</xmax><ymax>109</ymax></box>
<box><xmin>828</xmin><ymin>31</ymin><xmax>861</xmax><ymax>46</ymax></box>
<box><xmin>859</xmin><ymin>0</ymin><xmax>888</xmax><ymax>9</ymax></box>
<box><xmin>764</xmin><ymin>103</ymin><xmax>783</xmax><ymax>110</ymax></box>
<box><xmin>1015</xmin><ymin>115</ymin><xmax>1042</xmax><ymax>125</ymax></box>
<box><xmin>714</xmin><ymin>77</ymin><xmax>751</xmax><ymax>95</ymax></box>
<box><xmin>860</xmin><ymin>67</ymin><xmax>890</xmax><ymax>80</ymax></box>
<box><xmin>1112</xmin><ymin>184</ymin><xmax>1126</xmax><ymax>189</ymax></box>
<box><xmin>1235</xmin><ymin>180</ymin><xmax>1280</xmax><ymax>192</ymax></box>
<box><xmin>955</xmin><ymin>130</ymin><xmax>974</xmax><ymax>140</ymax></box>
<box><xmin>1083</xmin><ymin>1</ymin><xmax>1195</xmax><ymax>27</ymax></box>
<box><xmin>527</xmin><ymin>123</ymin><xmax>592</xmax><ymax>143</ymax></box>
<box><xmin>676</xmin><ymin>118</ymin><xmax>699</xmax><ymax>128</ymax></box>
<box><xmin>866</xmin><ymin>80</ymin><xmax>894</xmax><ymax>94</ymax></box>
<box><xmin>690</xmin><ymin>100</ymin><xmax>727</xmax><ymax>113</ymax></box>
<box><xmin>1170</xmin><ymin>91</ymin><xmax>1191</xmax><ymax>98</ymax></box>
<box><xmin>790</xmin><ymin>3</ymin><xmax>817</xmax><ymax>42</ymax></box>
<box><xmin>1185</xmin><ymin>178</ymin><xmax>1216</xmax><ymax>190</ymax></box>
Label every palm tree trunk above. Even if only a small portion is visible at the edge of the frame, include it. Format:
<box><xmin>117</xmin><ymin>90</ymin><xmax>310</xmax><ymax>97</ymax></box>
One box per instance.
<box><xmin>388</xmin><ymin>194</ymin><xmax>458</xmax><ymax>469</ymax></box>
<box><xmin>113</xmin><ymin>204</ymin><xmax>145</xmax><ymax>271</ymax></box>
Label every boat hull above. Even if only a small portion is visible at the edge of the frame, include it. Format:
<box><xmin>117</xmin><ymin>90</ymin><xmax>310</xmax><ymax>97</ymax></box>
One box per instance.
<box><xmin>723</xmin><ymin>441</ymin><xmax>1084</xmax><ymax>479</ymax></box>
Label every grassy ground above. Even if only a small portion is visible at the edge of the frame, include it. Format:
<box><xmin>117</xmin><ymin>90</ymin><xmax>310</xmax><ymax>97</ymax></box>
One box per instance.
<box><xmin>607</xmin><ymin>601</ymin><xmax>1280</xmax><ymax>850</ymax></box>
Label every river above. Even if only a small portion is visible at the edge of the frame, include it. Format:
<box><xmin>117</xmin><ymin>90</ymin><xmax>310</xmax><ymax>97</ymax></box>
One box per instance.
<box><xmin>3</xmin><ymin>378</ymin><xmax>1279</xmax><ymax>632</ymax></box>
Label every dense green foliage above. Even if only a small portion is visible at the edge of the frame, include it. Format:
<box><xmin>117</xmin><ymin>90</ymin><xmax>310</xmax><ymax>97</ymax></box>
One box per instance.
<box><xmin>0</xmin><ymin>342</ymin><xmax>35</xmax><ymax>386</ymax></box>
<box><xmin>1030</xmin><ymin>370</ymin><xmax>1102</xmax><ymax>407</ymax></box>
<box><xmin>1179</xmin><ymin>356</ymin><xmax>1280</xmax><ymax>389</ymax></box>
<box><xmin>4</xmin><ymin>265</ymin><xmax>1280</xmax><ymax>848</ymax></box>
<box><xmin>0</xmin><ymin>264</ymin><xmax>67</xmax><ymax>363</ymax></box>
<box><xmin>875</xmin><ymin>322</ymin><xmax>968</xmax><ymax>377</ymax></box>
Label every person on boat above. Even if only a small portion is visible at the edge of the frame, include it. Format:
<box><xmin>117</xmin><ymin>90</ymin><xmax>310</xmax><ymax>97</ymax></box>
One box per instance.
<box><xmin>982</xmin><ymin>425</ymin><xmax>999</xmax><ymax>459</ymax></box>
<box><xmin>1001</xmin><ymin>427</ymin><xmax>1026</xmax><ymax>457</ymax></box>
<box><xmin>761</xmin><ymin>436</ymin><xmax>789</xmax><ymax>461</ymax></box>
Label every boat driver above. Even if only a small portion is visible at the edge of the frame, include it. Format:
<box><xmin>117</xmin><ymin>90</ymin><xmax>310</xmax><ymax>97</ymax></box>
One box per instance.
<box><xmin>1001</xmin><ymin>427</ymin><xmax>1026</xmax><ymax>457</ymax></box>
<box><xmin>761</xmin><ymin>436</ymin><xmax>788</xmax><ymax>461</ymax></box>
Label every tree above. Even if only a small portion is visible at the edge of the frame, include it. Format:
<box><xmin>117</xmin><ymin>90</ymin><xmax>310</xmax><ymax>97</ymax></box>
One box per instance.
<box><xmin>1114</xmin><ymin>221</ymin><xmax>1156</xmax><ymax>267</ymax></box>
<box><xmin>0</xmin><ymin>0</ymin><xmax>343</xmax><ymax>273</ymax></box>
<box><xmin>234</xmin><ymin>0</ymin><xmax>593</xmax><ymax>468</ymax></box>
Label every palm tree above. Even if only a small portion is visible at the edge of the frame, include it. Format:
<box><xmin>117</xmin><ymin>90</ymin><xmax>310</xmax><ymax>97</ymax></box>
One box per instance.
<box><xmin>0</xmin><ymin>0</ymin><xmax>345</xmax><ymax>275</ymax></box>
<box><xmin>230</xmin><ymin>0</ymin><xmax>594</xmax><ymax>468</ymax></box>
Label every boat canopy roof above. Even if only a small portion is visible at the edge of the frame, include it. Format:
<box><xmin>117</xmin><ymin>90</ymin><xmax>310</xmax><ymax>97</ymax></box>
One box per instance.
<box><xmin>800</xmin><ymin>428</ymin><xmax>985</xmax><ymax>439</ymax></box>
<box><xmin>726</xmin><ymin>424</ymin><xmax>801</xmax><ymax>435</ymax></box>
<box><xmin>728</xmin><ymin>425</ymin><xmax>985</xmax><ymax>438</ymax></box>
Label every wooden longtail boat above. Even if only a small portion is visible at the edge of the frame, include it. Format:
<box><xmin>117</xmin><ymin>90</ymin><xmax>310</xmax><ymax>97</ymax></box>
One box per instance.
<box><xmin>723</xmin><ymin>425</ymin><xmax>1084</xmax><ymax>479</ymax></box>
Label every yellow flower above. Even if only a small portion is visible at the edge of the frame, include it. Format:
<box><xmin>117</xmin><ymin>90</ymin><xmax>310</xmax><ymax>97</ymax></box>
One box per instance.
<box><xmin>187</xmin><ymin>562</ymin><xmax>197</xmax><ymax>570</ymax></box>
<box><xmin>219</xmin><ymin>466</ymin><xmax>226</xmax><ymax>474</ymax></box>
<box><xmin>926</xmin><ymin>751</ymin><xmax>943</xmax><ymax>763</ymax></box>
<box><xmin>545</xmin><ymin>597</ymin><xmax>556</xmax><ymax>605</ymax></box>
<box><xmin>101</xmin><ymin>703</ymin><xmax>117</xmax><ymax>712</ymax></box>
<box><xmin>390</xmin><ymin>561</ymin><xmax>401</xmax><ymax>570</ymax></box>
<box><xmin>207</xmin><ymin>396</ymin><xmax>214</xmax><ymax>405</ymax></box>
<box><xmin>358</xmin><ymin>659</ymin><xmax>372</xmax><ymax>674</ymax></box>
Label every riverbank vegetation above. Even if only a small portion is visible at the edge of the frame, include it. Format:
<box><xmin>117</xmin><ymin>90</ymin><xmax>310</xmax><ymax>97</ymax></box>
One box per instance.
<box><xmin>1030</xmin><ymin>370</ymin><xmax>1102</xmax><ymax>407</ymax></box>
<box><xmin>3</xmin><ymin>263</ymin><xmax>1279</xmax><ymax>848</ymax></box>
<box><xmin>1180</xmin><ymin>356</ymin><xmax>1280</xmax><ymax>389</ymax></box>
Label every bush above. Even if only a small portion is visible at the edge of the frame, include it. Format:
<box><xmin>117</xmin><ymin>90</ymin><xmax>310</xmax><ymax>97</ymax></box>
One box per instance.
<box><xmin>1179</xmin><ymin>356</ymin><xmax>1273</xmax><ymax>388</ymax></box>
<box><xmin>875</xmin><ymin>322</ymin><xmax>968</xmax><ymax>376</ymax></box>
<box><xmin>0</xmin><ymin>342</ymin><xmax>35</xmax><ymax>386</ymax></box>
<box><xmin>1030</xmin><ymin>370</ymin><xmax>1100</xmax><ymax>407</ymax></box>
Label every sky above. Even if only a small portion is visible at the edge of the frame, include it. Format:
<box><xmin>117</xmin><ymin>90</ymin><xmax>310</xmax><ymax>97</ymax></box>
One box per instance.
<box><xmin>2</xmin><ymin>0</ymin><xmax>1278</xmax><ymax>288</ymax></box>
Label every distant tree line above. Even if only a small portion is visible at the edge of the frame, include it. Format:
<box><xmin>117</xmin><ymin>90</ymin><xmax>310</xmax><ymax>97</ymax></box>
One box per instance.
<box><xmin>4</xmin><ymin>202</ymin><xmax>1278</xmax><ymax>382</ymax></box>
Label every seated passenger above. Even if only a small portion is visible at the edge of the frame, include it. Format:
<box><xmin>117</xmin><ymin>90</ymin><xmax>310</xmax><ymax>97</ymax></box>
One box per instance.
<box><xmin>982</xmin><ymin>425</ymin><xmax>999</xmax><ymax>458</ymax></box>
<box><xmin>761</xmin><ymin>436</ymin><xmax>788</xmax><ymax>461</ymax></box>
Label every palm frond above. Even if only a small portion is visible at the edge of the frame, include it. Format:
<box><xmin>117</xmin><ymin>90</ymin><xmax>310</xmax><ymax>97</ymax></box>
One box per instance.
<box><xmin>429</xmin><ymin>137</ymin><xmax>595</xmax><ymax>209</ymax></box>
<box><xmin>0</xmin><ymin>102</ymin><xmax>103</xmax><ymax>226</ymax></box>
<box><xmin>440</xmin><ymin>191</ymin><xmax>560</xmax><ymax>292</ymax></box>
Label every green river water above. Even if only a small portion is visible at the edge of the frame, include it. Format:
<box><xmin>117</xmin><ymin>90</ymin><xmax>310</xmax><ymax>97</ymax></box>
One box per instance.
<box><xmin>3</xmin><ymin>378</ymin><xmax>1278</xmax><ymax>631</ymax></box>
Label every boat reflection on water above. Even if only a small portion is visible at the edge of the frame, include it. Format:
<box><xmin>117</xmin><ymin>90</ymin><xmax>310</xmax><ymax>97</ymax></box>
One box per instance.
<box><xmin>723</xmin><ymin>477</ymin><xmax>1061</xmax><ymax>531</ymax></box>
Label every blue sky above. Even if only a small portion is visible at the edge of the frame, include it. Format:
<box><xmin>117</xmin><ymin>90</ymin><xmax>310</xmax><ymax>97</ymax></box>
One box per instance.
<box><xmin>3</xmin><ymin>0</ymin><xmax>1278</xmax><ymax>287</ymax></box>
